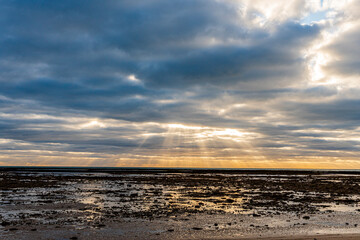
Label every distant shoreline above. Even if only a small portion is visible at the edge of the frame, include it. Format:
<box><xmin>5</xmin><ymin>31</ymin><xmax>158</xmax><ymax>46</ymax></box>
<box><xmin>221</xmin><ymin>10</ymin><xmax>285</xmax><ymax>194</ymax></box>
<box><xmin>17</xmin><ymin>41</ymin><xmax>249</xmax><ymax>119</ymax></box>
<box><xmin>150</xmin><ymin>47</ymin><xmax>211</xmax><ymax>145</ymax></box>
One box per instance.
<box><xmin>1</xmin><ymin>166</ymin><xmax>360</xmax><ymax>174</ymax></box>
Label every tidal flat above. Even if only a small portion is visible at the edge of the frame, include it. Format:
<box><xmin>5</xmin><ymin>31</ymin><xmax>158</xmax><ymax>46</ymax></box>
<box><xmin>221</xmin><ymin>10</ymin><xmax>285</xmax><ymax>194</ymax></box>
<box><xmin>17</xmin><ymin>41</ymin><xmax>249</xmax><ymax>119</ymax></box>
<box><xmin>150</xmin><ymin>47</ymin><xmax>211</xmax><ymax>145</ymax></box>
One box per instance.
<box><xmin>1</xmin><ymin>168</ymin><xmax>360</xmax><ymax>239</ymax></box>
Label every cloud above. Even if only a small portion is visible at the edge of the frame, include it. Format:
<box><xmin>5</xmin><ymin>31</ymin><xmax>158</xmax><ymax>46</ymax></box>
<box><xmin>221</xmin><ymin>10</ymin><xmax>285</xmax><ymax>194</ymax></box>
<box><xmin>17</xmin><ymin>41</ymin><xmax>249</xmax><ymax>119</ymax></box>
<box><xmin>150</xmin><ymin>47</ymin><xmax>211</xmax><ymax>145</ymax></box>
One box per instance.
<box><xmin>138</xmin><ymin>22</ymin><xmax>320</xmax><ymax>89</ymax></box>
<box><xmin>324</xmin><ymin>26</ymin><xmax>360</xmax><ymax>77</ymax></box>
<box><xmin>0</xmin><ymin>0</ymin><xmax>360</xmax><ymax>168</ymax></box>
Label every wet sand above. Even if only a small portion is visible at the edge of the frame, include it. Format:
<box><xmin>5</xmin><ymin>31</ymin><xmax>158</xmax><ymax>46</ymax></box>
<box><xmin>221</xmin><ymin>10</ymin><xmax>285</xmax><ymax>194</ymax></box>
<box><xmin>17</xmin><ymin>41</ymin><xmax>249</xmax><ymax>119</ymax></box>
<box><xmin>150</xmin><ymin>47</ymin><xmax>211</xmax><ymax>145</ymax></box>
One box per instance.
<box><xmin>1</xmin><ymin>168</ymin><xmax>360</xmax><ymax>239</ymax></box>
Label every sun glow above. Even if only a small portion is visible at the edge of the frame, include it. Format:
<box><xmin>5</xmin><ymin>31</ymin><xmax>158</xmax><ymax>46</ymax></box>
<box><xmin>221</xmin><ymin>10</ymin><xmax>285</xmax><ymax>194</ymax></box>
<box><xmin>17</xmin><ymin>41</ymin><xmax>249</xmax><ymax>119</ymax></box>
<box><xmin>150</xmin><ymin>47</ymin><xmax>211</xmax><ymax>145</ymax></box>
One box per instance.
<box><xmin>80</xmin><ymin>120</ymin><xmax>106</xmax><ymax>129</ymax></box>
<box><xmin>127</xmin><ymin>74</ymin><xmax>142</xmax><ymax>84</ymax></box>
<box><xmin>165</xmin><ymin>123</ymin><xmax>255</xmax><ymax>141</ymax></box>
<box><xmin>167</xmin><ymin>123</ymin><xmax>205</xmax><ymax>130</ymax></box>
<box><xmin>136</xmin><ymin>122</ymin><xmax>261</xmax><ymax>168</ymax></box>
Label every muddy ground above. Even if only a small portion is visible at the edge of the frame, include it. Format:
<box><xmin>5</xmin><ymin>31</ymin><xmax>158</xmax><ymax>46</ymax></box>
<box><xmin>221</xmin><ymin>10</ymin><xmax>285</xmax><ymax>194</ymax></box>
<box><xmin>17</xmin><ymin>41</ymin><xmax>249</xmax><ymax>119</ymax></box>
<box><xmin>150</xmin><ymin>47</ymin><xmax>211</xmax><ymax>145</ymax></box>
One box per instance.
<box><xmin>1</xmin><ymin>169</ymin><xmax>360</xmax><ymax>239</ymax></box>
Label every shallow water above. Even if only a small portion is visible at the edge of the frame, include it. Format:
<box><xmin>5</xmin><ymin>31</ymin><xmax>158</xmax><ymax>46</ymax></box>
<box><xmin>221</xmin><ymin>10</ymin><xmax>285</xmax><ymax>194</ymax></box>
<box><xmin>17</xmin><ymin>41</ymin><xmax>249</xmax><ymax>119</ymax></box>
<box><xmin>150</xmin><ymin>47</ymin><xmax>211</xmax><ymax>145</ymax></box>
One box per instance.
<box><xmin>1</xmin><ymin>170</ymin><xmax>360</xmax><ymax>239</ymax></box>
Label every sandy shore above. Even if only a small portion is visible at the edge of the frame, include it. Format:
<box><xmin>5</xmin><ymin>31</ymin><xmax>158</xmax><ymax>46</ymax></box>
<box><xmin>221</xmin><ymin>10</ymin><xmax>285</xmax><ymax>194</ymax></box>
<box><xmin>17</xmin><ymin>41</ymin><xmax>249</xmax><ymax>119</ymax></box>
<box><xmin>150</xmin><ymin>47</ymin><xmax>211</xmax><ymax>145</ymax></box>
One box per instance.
<box><xmin>1</xmin><ymin>168</ymin><xmax>360</xmax><ymax>239</ymax></box>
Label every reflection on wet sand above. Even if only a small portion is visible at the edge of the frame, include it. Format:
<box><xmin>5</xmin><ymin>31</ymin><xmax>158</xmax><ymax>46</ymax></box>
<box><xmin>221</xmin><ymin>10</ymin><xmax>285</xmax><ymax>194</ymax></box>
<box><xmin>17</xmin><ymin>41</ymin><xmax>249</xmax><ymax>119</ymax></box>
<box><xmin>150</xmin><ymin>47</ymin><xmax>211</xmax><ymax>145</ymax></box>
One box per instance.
<box><xmin>1</xmin><ymin>170</ymin><xmax>360</xmax><ymax>239</ymax></box>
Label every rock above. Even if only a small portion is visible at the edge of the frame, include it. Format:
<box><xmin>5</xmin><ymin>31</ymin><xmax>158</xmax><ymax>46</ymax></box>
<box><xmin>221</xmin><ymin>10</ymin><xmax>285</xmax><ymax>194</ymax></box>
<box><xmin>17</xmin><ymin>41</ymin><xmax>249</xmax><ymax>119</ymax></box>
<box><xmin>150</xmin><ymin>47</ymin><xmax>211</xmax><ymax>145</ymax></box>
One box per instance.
<box><xmin>1</xmin><ymin>221</ymin><xmax>10</xmax><ymax>226</ymax></box>
<box><xmin>192</xmin><ymin>227</ymin><xmax>203</xmax><ymax>230</ymax></box>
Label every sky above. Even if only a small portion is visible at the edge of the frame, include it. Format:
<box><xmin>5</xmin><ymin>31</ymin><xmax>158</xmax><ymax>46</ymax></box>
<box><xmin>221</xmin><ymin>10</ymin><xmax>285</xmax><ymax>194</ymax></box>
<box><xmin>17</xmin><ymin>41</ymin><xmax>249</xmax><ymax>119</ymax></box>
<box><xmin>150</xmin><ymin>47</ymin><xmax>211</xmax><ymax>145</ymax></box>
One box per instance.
<box><xmin>1</xmin><ymin>0</ymin><xmax>360</xmax><ymax>169</ymax></box>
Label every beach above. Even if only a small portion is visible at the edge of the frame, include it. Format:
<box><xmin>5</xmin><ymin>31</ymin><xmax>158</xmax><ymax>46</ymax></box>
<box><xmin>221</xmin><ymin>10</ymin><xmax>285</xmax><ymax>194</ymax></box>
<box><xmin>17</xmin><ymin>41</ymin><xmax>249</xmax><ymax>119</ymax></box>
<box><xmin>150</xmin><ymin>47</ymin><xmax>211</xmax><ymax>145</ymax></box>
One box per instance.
<box><xmin>1</xmin><ymin>168</ymin><xmax>360</xmax><ymax>239</ymax></box>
